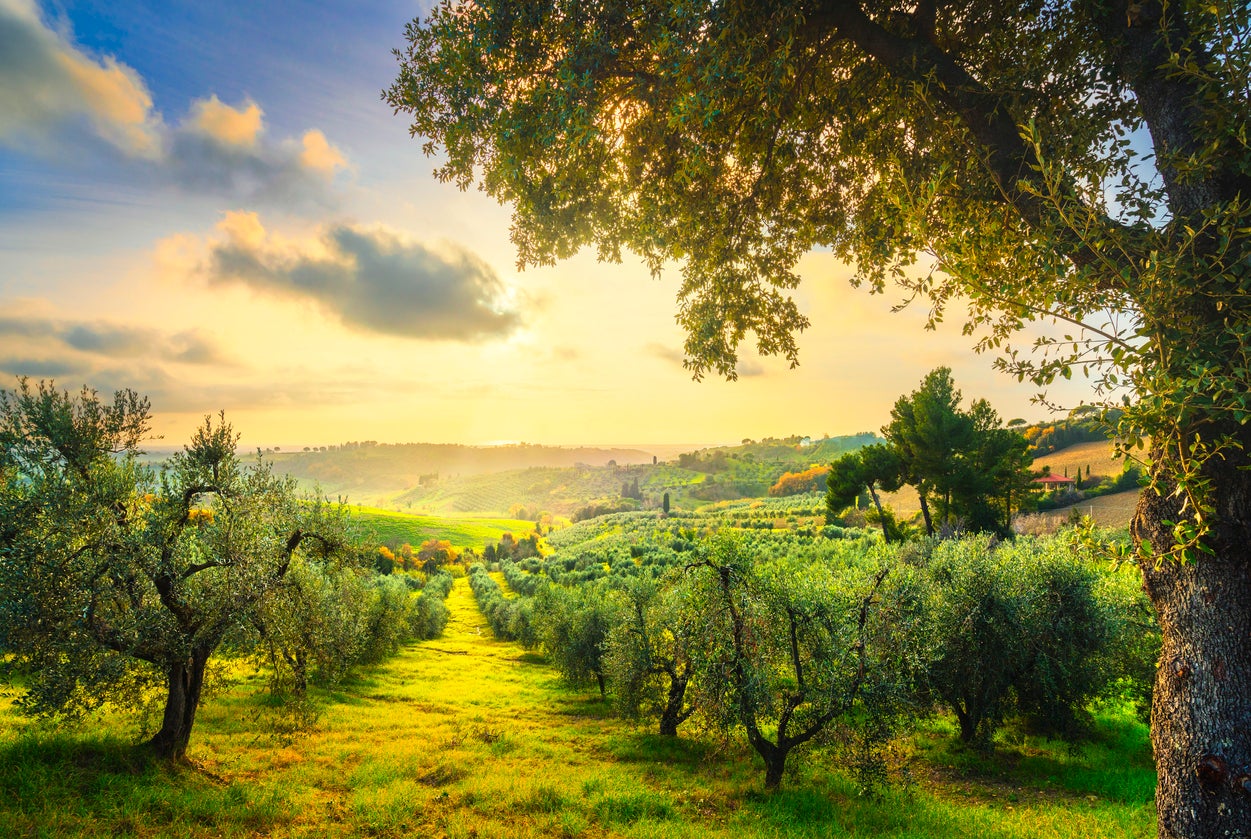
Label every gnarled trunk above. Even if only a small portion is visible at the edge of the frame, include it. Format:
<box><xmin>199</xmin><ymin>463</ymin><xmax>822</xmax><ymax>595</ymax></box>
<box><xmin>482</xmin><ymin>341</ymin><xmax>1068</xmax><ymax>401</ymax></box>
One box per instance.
<box><xmin>1137</xmin><ymin>457</ymin><xmax>1251</xmax><ymax>839</ymax></box>
<box><xmin>762</xmin><ymin>747</ymin><xmax>788</xmax><ymax>791</ymax></box>
<box><xmin>743</xmin><ymin>724</ymin><xmax>791</xmax><ymax>791</ymax></box>
<box><xmin>657</xmin><ymin>669</ymin><xmax>692</xmax><ymax>737</ymax></box>
<box><xmin>146</xmin><ymin>647</ymin><xmax>210</xmax><ymax>760</ymax></box>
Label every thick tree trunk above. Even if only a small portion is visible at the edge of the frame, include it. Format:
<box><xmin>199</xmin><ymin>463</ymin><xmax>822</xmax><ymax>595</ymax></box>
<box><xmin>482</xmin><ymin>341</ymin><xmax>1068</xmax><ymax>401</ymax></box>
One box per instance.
<box><xmin>146</xmin><ymin>647</ymin><xmax>210</xmax><ymax>760</ymax></box>
<box><xmin>658</xmin><ymin>672</ymin><xmax>690</xmax><ymax>737</ymax></box>
<box><xmin>1137</xmin><ymin>461</ymin><xmax>1251</xmax><ymax>839</ymax></box>
<box><xmin>747</xmin><ymin>730</ymin><xmax>789</xmax><ymax>791</ymax></box>
<box><xmin>763</xmin><ymin>751</ymin><xmax>787</xmax><ymax>791</ymax></box>
<box><xmin>954</xmin><ymin>707</ymin><xmax>976</xmax><ymax>745</ymax></box>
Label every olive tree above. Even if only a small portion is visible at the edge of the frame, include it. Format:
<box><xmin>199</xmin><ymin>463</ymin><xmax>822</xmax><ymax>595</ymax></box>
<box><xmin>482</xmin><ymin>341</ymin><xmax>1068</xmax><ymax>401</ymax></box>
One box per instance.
<box><xmin>917</xmin><ymin>536</ymin><xmax>1117</xmax><ymax>746</ymax></box>
<box><xmin>602</xmin><ymin>574</ymin><xmax>697</xmax><ymax>736</ymax></box>
<box><xmin>0</xmin><ymin>380</ymin><xmax>348</xmax><ymax>759</ymax></box>
<box><xmin>685</xmin><ymin>537</ymin><xmax>900</xmax><ymax>790</ymax></box>
<box><xmin>533</xmin><ymin>581</ymin><xmax>622</xmax><ymax>697</ymax></box>
<box><xmin>388</xmin><ymin>5</ymin><xmax>1250</xmax><ymax>832</ymax></box>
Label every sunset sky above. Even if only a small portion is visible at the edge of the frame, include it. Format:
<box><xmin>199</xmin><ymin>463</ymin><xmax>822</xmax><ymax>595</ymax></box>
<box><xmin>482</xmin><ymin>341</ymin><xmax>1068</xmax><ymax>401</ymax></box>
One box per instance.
<box><xmin>0</xmin><ymin>0</ymin><xmax>1096</xmax><ymax>448</ymax></box>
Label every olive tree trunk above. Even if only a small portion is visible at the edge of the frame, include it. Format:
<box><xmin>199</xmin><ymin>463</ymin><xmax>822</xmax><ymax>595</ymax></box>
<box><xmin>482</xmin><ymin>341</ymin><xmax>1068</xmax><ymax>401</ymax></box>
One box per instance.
<box><xmin>1137</xmin><ymin>461</ymin><xmax>1251</xmax><ymax>839</ymax></box>
<box><xmin>146</xmin><ymin>647</ymin><xmax>211</xmax><ymax>760</ymax></box>
<box><xmin>657</xmin><ymin>667</ymin><xmax>692</xmax><ymax>737</ymax></box>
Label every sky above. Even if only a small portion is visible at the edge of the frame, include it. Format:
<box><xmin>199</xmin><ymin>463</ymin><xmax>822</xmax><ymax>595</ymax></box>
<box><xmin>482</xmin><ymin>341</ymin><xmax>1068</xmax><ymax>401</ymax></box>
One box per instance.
<box><xmin>0</xmin><ymin>0</ymin><xmax>1097</xmax><ymax>449</ymax></box>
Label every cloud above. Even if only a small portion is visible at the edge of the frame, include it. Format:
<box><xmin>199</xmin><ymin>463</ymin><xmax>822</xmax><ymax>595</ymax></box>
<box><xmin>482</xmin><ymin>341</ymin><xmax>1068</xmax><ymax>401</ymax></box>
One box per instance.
<box><xmin>0</xmin><ymin>313</ymin><xmax>354</xmax><ymax>414</ymax></box>
<box><xmin>0</xmin><ymin>356</ymin><xmax>79</xmax><ymax>378</ymax></box>
<box><xmin>0</xmin><ymin>312</ymin><xmax>261</xmax><ymax>413</ymax></box>
<box><xmin>162</xmin><ymin>108</ymin><xmax>348</xmax><ymax>204</ymax></box>
<box><xmin>646</xmin><ymin>342</ymin><xmax>686</xmax><ymax>367</ymax></box>
<box><xmin>0</xmin><ymin>357</ymin><xmax>357</xmax><ymax>414</ymax></box>
<box><xmin>0</xmin><ymin>1</ymin><xmax>348</xmax><ymax>203</ymax></box>
<box><xmin>0</xmin><ymin>315</ymin><xmax>231</xmax><ymax>366</ymax></box>
<box><xmin>646</xmin><ymin>341</ymin><xmax>764</xmax><ymax>377</ymax></box>
<box><xmin>0</xmin><ymin>0</ymin><xmax>161</xmax><ymax>157</ymax></box>
<box><xmin>184</xmin><ymin>95</ymin><xmax>264</xmax><ymax>148</ymax></box>
<box><xmin>171</xmin><ymin>212</ymin><xmax>524</xmax><ymax>342</ymax></box>
<box><xmin>735</xmin><ymin>360</ymin><xmax>765</xmax><ymax>378</ymax></box>
<box><xmin>299</xmin><ymin>130</ymin><xmax>347</xmax><ymax>174</ymax></box>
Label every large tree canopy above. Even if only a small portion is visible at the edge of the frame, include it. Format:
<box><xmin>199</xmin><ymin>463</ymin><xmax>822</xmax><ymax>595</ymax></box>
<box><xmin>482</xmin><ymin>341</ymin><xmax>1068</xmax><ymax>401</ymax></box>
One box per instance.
<box><xmin>389</xmin><ymin>3</ymin><xmax>1250</xmax><ymax>836</ymax></box>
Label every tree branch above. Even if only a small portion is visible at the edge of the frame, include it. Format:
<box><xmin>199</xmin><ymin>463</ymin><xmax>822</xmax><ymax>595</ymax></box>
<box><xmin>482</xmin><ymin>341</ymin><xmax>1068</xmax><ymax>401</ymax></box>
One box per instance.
<box><xmin>811</xmin><ymin>1</ymin><xmax>1141</xmax><ymax>283</ymax></box>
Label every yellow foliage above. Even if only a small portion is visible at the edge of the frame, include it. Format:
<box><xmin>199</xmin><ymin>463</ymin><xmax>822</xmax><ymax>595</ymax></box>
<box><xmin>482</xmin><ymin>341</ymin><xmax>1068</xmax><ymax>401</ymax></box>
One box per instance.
<box><xmin>188</xmin><ymin>508</ymin><xmax>215</xmax><ymax>524</ymax></box>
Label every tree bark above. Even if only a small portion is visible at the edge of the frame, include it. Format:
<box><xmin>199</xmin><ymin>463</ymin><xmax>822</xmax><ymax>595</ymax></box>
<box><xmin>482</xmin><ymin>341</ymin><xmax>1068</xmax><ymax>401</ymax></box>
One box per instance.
<box><xmin>918</xmin><ymin>493</ymin><xmax>934</xmax><ymax>537</ymax></box>
<box><xmin>146</xmin><ymin>647</ymin><xmax>210</xmax><ymax>760</ymax></box>
<box><xmin>952</xmin><ymin>705</ymin><xmax>976</xmax><ymax>745</ymax></box>
<box><xmin>742</xmin><ymin>720</ymin><xmax>791</xmax><ymax>791</ymax></box>
<box><xmin>762</xmin><ymin>746</ymin><xmax>788</xmax><ymax>791</ymax></box>
<box><xmin>867</xmin><ymin>485</ymin><xmax>892</xmax><ymax>544</ymax></box>
<box><xmin>657</xmin><ymin>670</ymin><xmax>691</xmax><ymax>737</ymax></box>
<box><xmin>1137</xmin><ymin>461</ymin><xmax>1251</xmax><ymax>839</ymax></box>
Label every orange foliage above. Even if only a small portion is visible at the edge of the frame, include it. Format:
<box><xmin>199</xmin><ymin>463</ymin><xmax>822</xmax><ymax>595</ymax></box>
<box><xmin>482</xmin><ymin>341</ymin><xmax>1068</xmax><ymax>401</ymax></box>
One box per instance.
<box><xmin>417</xmin><ymin>538</ymin><xmax>458</xmax><ymax>569</ymax></box>
<box><xmin>768</xmin><ymin>465</ymin><xmax>831</xmax><ymax>497</ymax></box>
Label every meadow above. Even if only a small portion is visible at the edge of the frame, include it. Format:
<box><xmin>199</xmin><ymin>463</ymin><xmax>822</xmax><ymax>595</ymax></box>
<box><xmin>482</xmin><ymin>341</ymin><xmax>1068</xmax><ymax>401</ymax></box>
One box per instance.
<box><xmin>0</xmin><ymin>576</ymin><xmax>1155</xmax><ymax>838</ymax></box>
<box><xmin>349</xmin><ymin>505</ymin><xmax>537</xmax><ymax>551</ymax></box>
<box><xmin>0</xmin><ymin>424</ymin><xmax>1152</xmax><ymax>839</ymax></box>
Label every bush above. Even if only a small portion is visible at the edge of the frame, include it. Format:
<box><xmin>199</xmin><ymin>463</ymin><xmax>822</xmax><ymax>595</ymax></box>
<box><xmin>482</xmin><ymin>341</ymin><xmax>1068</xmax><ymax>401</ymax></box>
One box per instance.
<box><xmin>533</xmin><ymin>582</ymin><xmax>622</xmax><ymax>696</ymax></box>
<box><xmin>468</xmin><ymin>563</ymin><xmax>526</xmax><ymax>641</ymax></box>
<box><xmin>916</xmin><ymin>536</ymin><xmax>1120</xmax><ymax>745</ymax></box>
<box><xmin>407</xmin><ymin>590</ymin><xmax>451</xmax><ymax>640</ymax></box>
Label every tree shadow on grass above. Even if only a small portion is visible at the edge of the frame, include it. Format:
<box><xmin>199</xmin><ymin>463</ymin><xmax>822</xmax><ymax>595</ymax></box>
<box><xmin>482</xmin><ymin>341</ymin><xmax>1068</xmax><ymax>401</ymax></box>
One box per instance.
<box><xmin>603</xmin><ymin>731</ymin><xmax>715</xmax><ymax>769</ymax></box>
<box><xmin>914</xmin><ymin>715</ymin><xmax>1155</xmax><ymax>806</ymax></box>
<box><xmin>0</xmin><ymin>732</ymin><xmax>293</xmax><ymax>836</ymax></box>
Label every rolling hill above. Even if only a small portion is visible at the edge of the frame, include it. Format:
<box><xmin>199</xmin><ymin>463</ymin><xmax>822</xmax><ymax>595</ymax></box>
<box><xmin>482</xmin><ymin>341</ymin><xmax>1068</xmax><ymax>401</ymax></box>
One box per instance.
<box><xmin>269</xmin><ymin>442</ymin><xmax>667</xmax><ymax>506</ymax></box>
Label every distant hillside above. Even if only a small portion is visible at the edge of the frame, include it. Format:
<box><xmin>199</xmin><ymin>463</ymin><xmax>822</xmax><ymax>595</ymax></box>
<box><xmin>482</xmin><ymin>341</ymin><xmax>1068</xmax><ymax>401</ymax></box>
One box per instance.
<box><xmin>1018</xmin><ymin>408</ymin><xmax>1117</xmax><ymax>456</ymax></box>
<box><xmin>393</xmin><ymin>463</ymin><xmax>700</xmax><ymax>516</ymax></box>
<box><xmin>1030</xmin><ymin>439</ymin><xmax>1130</xmax><ymax>482</ymax></box>
<box><xmin>390</xmin><ymin>433</ymin><xmax>880</xmax><ymax>515</ymax></box>
<box><xmin>270</xmin><ymin>442</ymin><xmax>661</xmax><ymax>505</ymax></box>
<box><xmin>348</xmin><ymin>506</ymin><xmax>535</xmax><ymax>551</ymax></box>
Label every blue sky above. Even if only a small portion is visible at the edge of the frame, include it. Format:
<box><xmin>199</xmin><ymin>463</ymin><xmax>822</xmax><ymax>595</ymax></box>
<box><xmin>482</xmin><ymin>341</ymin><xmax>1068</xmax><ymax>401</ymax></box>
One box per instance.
<box><xmin>0</xmin><ymin>0</ymin><xmax>1096</xmax><ymax>447</ymax></box>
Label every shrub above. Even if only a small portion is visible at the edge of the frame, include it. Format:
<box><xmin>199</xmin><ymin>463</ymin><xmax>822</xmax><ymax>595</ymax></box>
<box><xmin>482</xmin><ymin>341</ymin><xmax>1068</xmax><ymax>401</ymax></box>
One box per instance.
<box><xmin>917</xmin><ymin>536</ymin><xmax>1120</xmax><ymax>745</ymax></box>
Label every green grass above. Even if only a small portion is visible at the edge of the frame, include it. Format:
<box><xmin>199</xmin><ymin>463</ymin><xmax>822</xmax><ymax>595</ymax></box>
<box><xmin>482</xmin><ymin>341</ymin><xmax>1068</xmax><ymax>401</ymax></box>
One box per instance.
<box><xmin>349</xmin><ymin>506</ymin><xmax>536</xmax><ymax>550</ymax></box>
<box><xmin>0</xmin><ymin>580</ymin><xmax>1155</xmax><ymax>838</ymax></box>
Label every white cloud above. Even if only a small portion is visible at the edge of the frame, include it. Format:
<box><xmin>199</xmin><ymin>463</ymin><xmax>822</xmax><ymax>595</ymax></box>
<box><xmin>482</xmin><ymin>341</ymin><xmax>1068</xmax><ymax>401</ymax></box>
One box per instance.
<box><xmin>184</xmin><ymin>95</ymin><xmax>264</xmax><ymax>148</ymax></box>
<box><xmin>0</xmin><ymin>1</ymin><xmax>348</xmax><ymax>202</ymax></box>
<box><xmin>0</xmin><ymin>0</ymin><xmax>162</xmax><ymax>157</ymax></box>
<box><xmin>164</xmin><ymin>212</ymin><xmax>525</xmax><ymax>342</ymax></box>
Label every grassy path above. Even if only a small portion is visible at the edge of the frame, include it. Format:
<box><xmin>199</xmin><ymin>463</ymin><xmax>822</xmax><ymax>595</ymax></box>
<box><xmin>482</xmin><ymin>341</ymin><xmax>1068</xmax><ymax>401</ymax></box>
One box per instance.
<box><xmin>0</xmin><ymin>576</ymin><xmax>1155</xmax><ymax>838</ymax></box>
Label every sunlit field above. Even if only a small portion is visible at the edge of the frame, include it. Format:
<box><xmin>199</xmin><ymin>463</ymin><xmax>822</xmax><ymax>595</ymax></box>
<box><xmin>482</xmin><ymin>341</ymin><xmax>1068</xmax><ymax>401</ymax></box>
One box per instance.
<box><xmin>0</xmin><ymin>577</ymin><xmax>1154</xmax><ymax>839</ymax></box>
<box><xmin>349</xmin><ymin>506</ymin><xmax>537</xmax><ymax>551</ymax></box>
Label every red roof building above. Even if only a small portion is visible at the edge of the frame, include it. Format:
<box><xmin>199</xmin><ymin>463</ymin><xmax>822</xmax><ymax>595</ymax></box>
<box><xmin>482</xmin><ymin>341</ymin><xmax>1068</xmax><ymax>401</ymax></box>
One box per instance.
<box><xmin>1033</xmin><ymin>474</ymin><xmax>1076</xmax><ymax>485</ymax></box>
